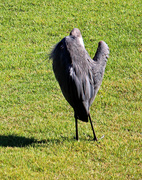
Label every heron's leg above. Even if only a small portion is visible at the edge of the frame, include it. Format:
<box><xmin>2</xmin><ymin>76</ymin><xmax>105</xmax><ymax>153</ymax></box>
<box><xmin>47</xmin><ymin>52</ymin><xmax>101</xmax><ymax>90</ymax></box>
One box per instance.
<box><xmin>88</xmin><ymin>113</ymin><xmax>97</xmax><ymax>141</ymax></box>
<box><xmin>75</xmin><ymin>117</ymin><xmax>78</xmax><ymax>140</ymax></box>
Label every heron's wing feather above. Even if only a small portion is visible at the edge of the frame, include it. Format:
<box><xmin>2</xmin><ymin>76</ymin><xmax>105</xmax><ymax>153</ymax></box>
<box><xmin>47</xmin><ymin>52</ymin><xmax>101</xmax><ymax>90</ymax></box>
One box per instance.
<box><xmin>67</xmin><ymin>66</ymin><xmax>93</xmax><ymax>121</ymax></box>
<box><xmin>64</xmin><ymin>37</ymin><xmax>94</xmax><ymax>120</ymax></box>
<box><xmin>65</xmin><ymin>36</ymin><xmax>93</xmax><ymax>102</ymax></box>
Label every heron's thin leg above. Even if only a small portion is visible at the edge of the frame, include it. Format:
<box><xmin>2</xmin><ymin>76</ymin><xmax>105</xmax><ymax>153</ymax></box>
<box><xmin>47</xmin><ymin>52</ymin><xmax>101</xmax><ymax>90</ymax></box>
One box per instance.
<box><xmin>88</xmin><ymin>114</ymin><xmax>97</xmax><ymax>141</ymax></box>
<box><xmin>75</xmin><ymin>117</ymin><xmax>78</xmax><ymax>140</ymax></box>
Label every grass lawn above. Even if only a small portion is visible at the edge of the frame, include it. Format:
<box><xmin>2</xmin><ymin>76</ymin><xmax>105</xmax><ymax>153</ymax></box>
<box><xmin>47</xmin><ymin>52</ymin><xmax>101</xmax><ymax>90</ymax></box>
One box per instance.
<box><xmin>0</xmin><ymin>0</ymin><xmax>141</xmax><ymax>179</ymax></box>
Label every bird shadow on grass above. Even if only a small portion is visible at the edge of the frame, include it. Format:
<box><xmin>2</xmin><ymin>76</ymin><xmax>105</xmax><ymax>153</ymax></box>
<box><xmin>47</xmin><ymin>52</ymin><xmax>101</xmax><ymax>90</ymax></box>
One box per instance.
<box><xmin>0</xmin><ymin>135</ymin><xmax>38</xmax><ymax>147</ymax></box>
<box><xmin>0</xmin><ymin>135</ymin><xmax>72</xmax><ymax>147</ymax></box>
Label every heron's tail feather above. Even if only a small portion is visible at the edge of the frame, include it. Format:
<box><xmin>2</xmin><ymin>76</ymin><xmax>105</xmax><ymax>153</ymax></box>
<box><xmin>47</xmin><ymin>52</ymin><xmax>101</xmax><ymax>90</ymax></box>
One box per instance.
<box><xmin>74</xmin><ymin>107</ymin><xmax>89</xmax><ymax>122</ymax></box>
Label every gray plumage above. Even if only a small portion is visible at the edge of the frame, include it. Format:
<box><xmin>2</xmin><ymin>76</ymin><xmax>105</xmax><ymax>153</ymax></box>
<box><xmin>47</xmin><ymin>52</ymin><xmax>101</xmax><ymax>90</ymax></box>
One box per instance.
<box><xmin>50</xmin><ymin>28</ymin><xmax>109</xmax><ymax>140</ymax></box>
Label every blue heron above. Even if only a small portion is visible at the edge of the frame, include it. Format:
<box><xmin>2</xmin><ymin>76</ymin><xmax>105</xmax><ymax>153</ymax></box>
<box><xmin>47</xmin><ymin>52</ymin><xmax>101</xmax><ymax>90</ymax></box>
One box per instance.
<box><xmin>50</xmin><ymin>28</ymin><xmax>109</xmax><ymax>141</ymax></box>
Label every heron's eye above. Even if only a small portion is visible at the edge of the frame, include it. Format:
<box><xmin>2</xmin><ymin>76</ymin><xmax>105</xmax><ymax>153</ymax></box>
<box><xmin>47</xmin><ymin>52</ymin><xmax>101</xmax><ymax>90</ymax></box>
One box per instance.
<box><xmin>60</xmin><ymin>44</ymin><xmax>64</xmax><ymax>49</ymax></box>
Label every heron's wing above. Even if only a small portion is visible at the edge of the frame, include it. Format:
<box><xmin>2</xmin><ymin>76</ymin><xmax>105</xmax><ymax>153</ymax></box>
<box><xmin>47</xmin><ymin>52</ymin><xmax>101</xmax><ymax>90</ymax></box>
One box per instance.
<box><xmin>64</xmin><ymin>37</ymin><xmax>95</xmax><ymax>121</ymax></box>
<box><xmin>65</xmin><ymin>36</ymin><xmax>94</xmax><ymax>102</ymax></box>
<box><xmin>67</xmin><ymin>67</ymin><xmax>94</xmax><ymax>122</ymax></box>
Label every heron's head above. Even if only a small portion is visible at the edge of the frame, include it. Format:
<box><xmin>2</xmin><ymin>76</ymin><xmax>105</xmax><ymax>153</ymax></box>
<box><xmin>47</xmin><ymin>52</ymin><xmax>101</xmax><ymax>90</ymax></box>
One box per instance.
<box><xmin>70</xmin><ymin>28</ymin><xmax>84</xmax><ymax>47</ymax></box>
<box><xmin>70</xmin><ymin>28</ymin><xmax>82</xmax><ymax>38</ymax></box>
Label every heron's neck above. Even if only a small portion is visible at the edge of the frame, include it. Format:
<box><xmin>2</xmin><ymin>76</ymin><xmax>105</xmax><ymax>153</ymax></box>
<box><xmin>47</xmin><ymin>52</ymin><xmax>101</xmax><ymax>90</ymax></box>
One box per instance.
<box><xmin>78</xmin><ymin>37</ymin><xmax>85</xmax><ymax>48</ymax></box>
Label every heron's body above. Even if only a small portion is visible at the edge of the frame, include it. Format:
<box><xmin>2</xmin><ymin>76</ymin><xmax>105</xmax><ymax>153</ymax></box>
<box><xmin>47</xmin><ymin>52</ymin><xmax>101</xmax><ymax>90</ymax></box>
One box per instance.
<box><xmin>50</xmin><ymin>28</ymin><xmax>109</xmax><ymax>140</ymax></box>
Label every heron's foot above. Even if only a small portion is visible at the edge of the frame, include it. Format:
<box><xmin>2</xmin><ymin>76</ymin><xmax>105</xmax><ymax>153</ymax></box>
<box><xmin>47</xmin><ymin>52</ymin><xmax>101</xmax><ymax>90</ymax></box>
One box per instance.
<box><xmin>76</xmin><ymin>137</ymin><xmax>79</xmax><ymax>141</ymax></box>
<box><xmin>74</xmin><ymin>136</ymin><xmax>79</xmax><ymax>141</ymax></box>
<box><xmin>93</xmin><ymin>137</ymin><xmax>98</xmax><ymax>141</ymax></box>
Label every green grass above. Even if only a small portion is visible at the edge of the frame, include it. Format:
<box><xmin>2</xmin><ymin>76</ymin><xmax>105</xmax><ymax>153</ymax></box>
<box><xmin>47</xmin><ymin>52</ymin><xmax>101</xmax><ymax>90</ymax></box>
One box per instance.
<box><xmin>0</xmin><ymin>0</ymin><xmax>141</xmax><ymax>179</ymax></box>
